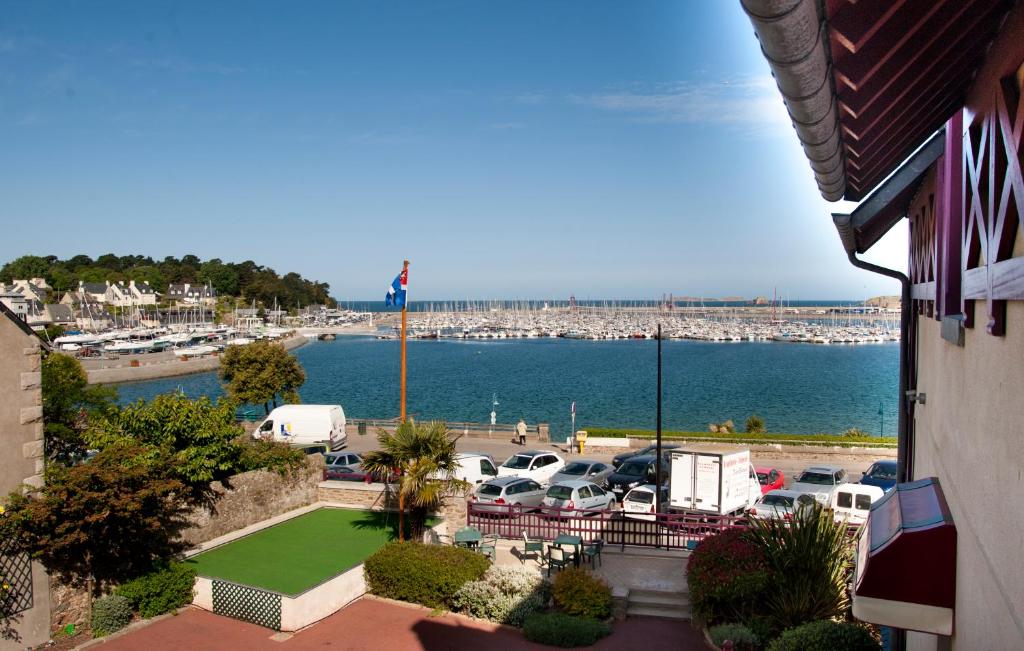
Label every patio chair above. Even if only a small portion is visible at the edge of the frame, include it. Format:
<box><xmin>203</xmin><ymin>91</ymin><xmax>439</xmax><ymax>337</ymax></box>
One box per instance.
<box><xmin>546</xmin><ymin>545</ymin><xmax>573</xmax><ymax>578</ymax></box>
<box><xmin>478</xmin><ymin>534</ymin><xmax>499</xmax><ymax>561</ymax></box>
<box><xmin>521</xmin><ymin>530</ymin><xmax>545</xmax><ymax>566</ymax></box>
<box><xmin>582</xmin><ymin>539</ymin><xmax>604</xmax><ymax>568</ymax></box>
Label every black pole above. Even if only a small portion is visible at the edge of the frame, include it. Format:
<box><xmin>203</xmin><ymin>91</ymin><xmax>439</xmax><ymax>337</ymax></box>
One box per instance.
<box><xmin>655</xmin><ymin>323</ymin><xmax>663</xmax><ymax>516</ymax></box>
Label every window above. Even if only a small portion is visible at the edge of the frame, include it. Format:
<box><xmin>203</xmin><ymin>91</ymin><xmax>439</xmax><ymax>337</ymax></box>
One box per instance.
<box><xmin>761</xmin><ymin>494</ymin><xmax>795</xmax><ymax>507</ymax></box>
<box><xmin>835</xmin><ymin>470</ymin><xmax>847</xmax><ymax>482</ymax></box>
<box><xmin>260</xmin><ymin>420</ymin><xmax>274</xmax><ymax>432</ymax></box>
<box><xmin>506</xmin><ymin>482</ymin><xmax>524</xmax><ymax>495</ymax></box>
<box><xmin>855</xmin><ymin>494</ymin><xmax>873</xmax><ymax>510</ymax></box>
<box><xmin>562</xmin><ymin>462</ymin><xmax>588</xmax><ymax>475</ymax></box>
<box><xmin>591</xmin><ymin>485</ymin><xmax>605</xmax><ymax>496</ymax></box>
<box><xmin>796</xmin><ymin>471</ymin><xmax>833</xmax><ymax>485</ymax></box>
<box><xmin>503</xmin><ymin>455</ymin><xmax>532</xmax><ymax>469</ymax></box>
<box><xmin>578</xmin><ymin>486</ymin><xmax>593</xmax><ymax>499</ymax></box>
<box><xmin>541</xmin><ymin>455</ymin><xmax>557</xmax><ymax>466</ymax></box>
<box><xmin>480</xmin><ymin>460</ymin><xmax>497</xmax><ymax>476</ymax></box>
<box><xmin>591</xmin><ymin>464</ymin><xmax>607</xmax><ymax>474</ymax></box>
<box><xmin>627</xmin><ymin>490</ymin><xmax>654</xmax><ymax>504</ymax></box>
<box><xmin>547</xmin><ymin>485</ymin><xmax>572</xmax><ymax>500</ymax></box>
<box><xmin>770</xmin><ymin>470</ymin><xmax>779</xmax><ymax>482</ymax></box>
<box><xmin>478</xmin><ymin>484</ymin><xmax>502</xmax><ymax>497</ymax></box>
<box><xmin>526</xmin><ymin>481</ymin><xmax>541</xmax><ymax>492</ymax></box>
<box><xmin>836</xmin><ymin>492</ymin><xmax>853</xmax><ymax>508</ymax></box>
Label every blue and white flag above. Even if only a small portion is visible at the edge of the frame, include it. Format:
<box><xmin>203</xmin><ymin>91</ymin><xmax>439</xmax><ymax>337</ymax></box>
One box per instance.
<box><xmin>385</xmin><ymin>267</ymin><xmax>408</xmax><ymax>308</ymax></box>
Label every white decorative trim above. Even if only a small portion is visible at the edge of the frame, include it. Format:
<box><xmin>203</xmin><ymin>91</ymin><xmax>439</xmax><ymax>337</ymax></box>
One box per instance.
<box><xmin>853</xmin><ymin>595</ymin><xmax>953</xmax><ymax>636</ymax></box>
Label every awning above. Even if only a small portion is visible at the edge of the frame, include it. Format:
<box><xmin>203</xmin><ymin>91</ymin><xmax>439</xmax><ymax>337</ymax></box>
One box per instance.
<box><xmin>832</xmin><ymin>128</ymin><xmax>945</xmax><ymax>255</ymax></box>
<box><xmin>853</xmin><ymin>477</ymin><xmax>956</xmax><ymax>635</ymax></box>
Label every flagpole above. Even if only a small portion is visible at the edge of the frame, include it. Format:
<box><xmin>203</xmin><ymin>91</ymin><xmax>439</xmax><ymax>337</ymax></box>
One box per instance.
<box><xmin>400</xmin><ymin>260</ymin><xmax>409</xmax><ymax>422</ymax></box>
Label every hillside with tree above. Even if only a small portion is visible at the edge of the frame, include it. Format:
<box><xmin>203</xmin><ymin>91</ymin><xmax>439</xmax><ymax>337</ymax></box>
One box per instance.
<box><xmin>0</xmin><ymin>254</ymin><xmax>336</xmax><ymax>309</ymax></box>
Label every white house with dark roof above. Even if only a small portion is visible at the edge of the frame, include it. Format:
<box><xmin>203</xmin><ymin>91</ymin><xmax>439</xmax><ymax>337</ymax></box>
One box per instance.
<box><xmin>166</xmin><ymin>282</ymin><xmax>215</xmax><ymax>306</ymax></box>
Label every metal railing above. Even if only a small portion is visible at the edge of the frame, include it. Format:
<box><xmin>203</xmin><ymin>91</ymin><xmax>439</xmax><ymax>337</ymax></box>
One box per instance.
<box><xmin>466</xmin><ymin>502</ymin><xmax>746</xmax><ymax>551</ymax></box>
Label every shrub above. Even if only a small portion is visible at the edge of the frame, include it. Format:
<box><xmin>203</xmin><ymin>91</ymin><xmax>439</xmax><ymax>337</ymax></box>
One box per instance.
<box><xmin>745</xmin><ymin>414</ymin><xmax>766</xmax><ymax>434</ymax></box>
<box><xmin>687</xmin><ymin>528</ymin><xmax>769</xmax><ymax>625</ymax></box>
<box><xmin>767</xmin><ymin>620</ymin><xmax>880</xmax><ymax>651</ymax></box>
<box><xmin>523</xmin><ymin>613</ymin><xmax>611</xmax><ymax>648</ymax></box>
<box><xmin>842</xmin><ymin>428</ymin><xmax>868</xmax><ymax>438</ymax></box>
<box><xmin>450</xmin><ymin>565</ymin><xmax>550</xmax><ymax>626</ymax></box>
<box><xmin>710</xmin><ymin>622</ymin><xmax>760</xmax><ymax>650</ymax></box>
<box><xmin>91</xmin><ymin>594</ymin><xmax>132</xmax><ymax>636</ymax></box>
<box><xmin>115</xmin><ymin>562</ymin><xmax>196</xmax><ymax>618</ymax></box>
<box><xmin>364</xmin><ymin>542</ymin><xmax>490</xmax><ymax>608</ymax></box>
<box><xmin>745</xmin><ymin>505</ymin><xmax>851</xmax><ymax>635</ymax></box>
<box><xmin>235</xmin><ymin>437</ymin><xmax>304</xmax><ymax>475</ymax></box>
<box><xmin>551</xmin><ymin>568</ymin><xmax>612</xmax><ymax>619</ymax></box>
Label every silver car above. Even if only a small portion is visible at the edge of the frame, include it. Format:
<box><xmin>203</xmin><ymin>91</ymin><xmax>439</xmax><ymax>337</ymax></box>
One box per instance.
<box><xmin>541</xmin><ymin>480</ymin><xmax>617</xmax><ymax>516</ymax></box>
<box><xmin>788</xmin><ymin>465</ymin><xmax>849</xmax><ymax>504</ymax></box>
<box><xmin>747</xmin><ymin>489</ymin><xmax>817</xmax><ymax>521</ymax></box>
<box><xmin>325</xmin><ymin>452</ymin><xmax>363</xmax><ymax>470</ymax></box>
<box><xmin>471</xmin><ymin>476</ymin><xmax>547</xmax><ymax>514</ymax></box>
<box><xmin>549</xmin><ymin>460</ymin><xmax>614</xmax><ymax>486</ymax></box>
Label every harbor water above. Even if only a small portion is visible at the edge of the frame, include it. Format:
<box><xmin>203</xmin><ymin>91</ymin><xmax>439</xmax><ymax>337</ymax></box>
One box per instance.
<box><xmin>115</xmin><ymin>336</ymin><xmax>898</xmax><ymax>438</ymax></box>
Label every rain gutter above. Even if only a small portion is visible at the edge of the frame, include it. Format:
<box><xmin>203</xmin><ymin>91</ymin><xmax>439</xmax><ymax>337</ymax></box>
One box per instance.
<box><xmin>741</xmin><ymin>0</ymin><xmax>846</xmax><ymax>201</ymax></box>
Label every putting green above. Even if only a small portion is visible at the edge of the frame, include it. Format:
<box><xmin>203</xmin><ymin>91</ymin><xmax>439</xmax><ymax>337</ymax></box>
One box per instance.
<box><xmin>186</xmin><ymin>508</ymin><xmax>413</xmax><ymax>595</ymax></box>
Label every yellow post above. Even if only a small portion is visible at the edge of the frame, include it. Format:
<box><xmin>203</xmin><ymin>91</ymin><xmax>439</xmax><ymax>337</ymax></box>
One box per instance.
<box><xmin>576</xmin><ymin>430</ymin><xmax>588</xmax><ymax>454</ymax></box>
<box><xmin>399</xmin><ymin>260</ymin><xmax>409</xmax><ymax>422</ymax></box>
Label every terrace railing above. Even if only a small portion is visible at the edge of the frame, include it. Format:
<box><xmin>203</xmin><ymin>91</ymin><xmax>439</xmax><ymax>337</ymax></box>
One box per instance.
<box><xmin>466</xmin><ymin>503</ymin><xmax>746</xmax><ymax>551</ymax></box>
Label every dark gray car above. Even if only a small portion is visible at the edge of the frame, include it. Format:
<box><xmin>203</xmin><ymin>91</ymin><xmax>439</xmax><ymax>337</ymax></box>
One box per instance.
<box><xmin>611</xmin><ymin>443</ymin><xmax>679</xmax><ymax>469</ymax></box>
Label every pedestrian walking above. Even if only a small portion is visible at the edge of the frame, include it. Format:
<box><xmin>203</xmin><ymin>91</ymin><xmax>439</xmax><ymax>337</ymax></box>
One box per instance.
<box><xmin>516</xmin><ymin>418</ymin><xmax>527</xmax><ymax>446</ymax></box>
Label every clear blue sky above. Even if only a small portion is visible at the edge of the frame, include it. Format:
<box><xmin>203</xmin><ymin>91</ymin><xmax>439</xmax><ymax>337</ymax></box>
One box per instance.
<box><xmin>0</xmin><ymin>1</ymin><xmax>905</xmax><ymax>300</ymax></box>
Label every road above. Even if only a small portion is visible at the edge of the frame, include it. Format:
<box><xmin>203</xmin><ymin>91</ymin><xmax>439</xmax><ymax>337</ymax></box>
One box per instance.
<box><xmin>339</xmin><ymin>429</ymin><xmax>892</xmax><ymax>488</ymax></box>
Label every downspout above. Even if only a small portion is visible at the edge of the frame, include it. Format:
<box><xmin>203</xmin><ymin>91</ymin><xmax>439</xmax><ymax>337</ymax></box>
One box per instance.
<box><xmin>833</xmin><ymin>214</ymin><xmax>914</xmax><ymax>482</ymax></box>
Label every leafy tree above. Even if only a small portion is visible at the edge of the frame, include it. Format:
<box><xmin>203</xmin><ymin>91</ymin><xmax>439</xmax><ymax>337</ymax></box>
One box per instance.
<box><xmin>361</xmin><ymin>420</ymin><xmax>465</xmax><ymax>541</ymax></box>
<box><xmin>199</xmin><ymin>258</ymin><xmax>239</xmax><ymax>296</ymax></box>
<box><xmin>127</xmin><ymin>265</ymin><xmax>166</xmax><ymax>290</ymax></box>
<box><xmin>41</xmin><ymin>353</ymin><xmax>117</xmax><ymax>463</ymax></box>
<box><xmin>0</xmin><ymin>444</ymin><xmax>190</xmax><ymax>597</ymax></box>
<box><xmin>86</xmin><ymin>393</ymin><xmax>243</xmax><ymax>498</ymax></box>
<box><xmin>219</xmin><ymin>340</ymin><xmax>306</xmax><ymax>414</ymax></box>
<box><xmin>0</xmin><ymin>255</ymin><xmax>51</xmax><ymax>283</ymax></box>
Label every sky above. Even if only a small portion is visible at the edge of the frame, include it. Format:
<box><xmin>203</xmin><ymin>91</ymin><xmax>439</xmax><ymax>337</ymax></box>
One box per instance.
<box><xmin>0</xmin><ymin>1</ymin><xmax>906</xmax><ymax>301</ymax></box>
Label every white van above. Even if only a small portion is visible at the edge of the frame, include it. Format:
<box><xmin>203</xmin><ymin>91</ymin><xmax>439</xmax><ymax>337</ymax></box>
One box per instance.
<box><xmin>253</xmin><ymin>404</ymin><xmax>347</xmax><ymax>451</ymax></box>
<box><xmin>829</xmin><ymin>482</ymin><xmax>884</xmax><ymax>525</ymax></box>
<box><xmin>435</xmin><ymin>453</ymin><xmax>499</xmax><ymax>485</ymax></box>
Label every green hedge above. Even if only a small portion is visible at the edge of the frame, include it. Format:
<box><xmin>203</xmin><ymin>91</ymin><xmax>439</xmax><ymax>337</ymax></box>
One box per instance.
<box><xmin>767</xmin><ymin>620</ymin><xmax>880</xmax><ymax>651</ymax></box>
<box><xmin>364</xmin><ymin>542</ymin><xmax>490</xmax><ymax>608</ymax></box>
<box><xmin>686</xmin><ymin>528</ymin><xmax>770</xmax><ymax>625</ymax></box>
<box><xmin>115</xmin><ymin>562</ymin><xmax>196</xmax><ymax>618</ymax></box>
<box><xmin>551</xmin><ymin>569</ymin><xmax>612</xmax><ymax>620</ymax></box>
<box><xmin>91</xmin><ymin>594</ymin><xmax>132</xmax><ymax>637</ymax></box>
<box><xmin>709</xmin><ymin>623</ymin><xmax>760</xmax><ymax>650</ymax></box>
<box><xmin>585</xmin><ymin>427</ymin><xmax>896</xmax><ymax>447</ymax></box>
<box><xmin>523</xmin><ymin>613</ymin><xmax>611</xmax><ymax>648</ymax></box>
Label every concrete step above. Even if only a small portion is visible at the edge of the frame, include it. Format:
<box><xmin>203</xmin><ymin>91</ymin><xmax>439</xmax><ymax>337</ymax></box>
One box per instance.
<box><xmin>626</xmin><ymin>603</ymin><xmax>690</xmax><ymax>620</ymax></box>
<box><xmin>630</xmin><ymin>588</ymin><xmax>689</xmax><ymax>602</ymax></box>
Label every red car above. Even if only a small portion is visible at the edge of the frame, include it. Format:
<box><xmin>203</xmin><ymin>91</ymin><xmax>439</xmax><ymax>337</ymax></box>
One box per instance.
<box><xmin>755</xmin><ymin>467</ymin><xmax>785</xmax><ymax>494</ymax></box>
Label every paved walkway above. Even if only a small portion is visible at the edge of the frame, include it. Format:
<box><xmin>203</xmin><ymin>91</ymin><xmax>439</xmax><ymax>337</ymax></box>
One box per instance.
<box><xmin>92</xmin><ymin>598</ymin><xmax>710</xmax><ymax>650</ymax></box>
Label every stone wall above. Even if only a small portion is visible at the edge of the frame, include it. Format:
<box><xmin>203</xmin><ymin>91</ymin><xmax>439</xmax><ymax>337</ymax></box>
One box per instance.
<box><xmin>317</xmin><ymin>481</ymin><xmax>470</xmax><ymax>536</ymax></box>
<box><xmin>179</xmin><ymin>455</ymin><xmax>323</xmax><ymax>547</ymax></box>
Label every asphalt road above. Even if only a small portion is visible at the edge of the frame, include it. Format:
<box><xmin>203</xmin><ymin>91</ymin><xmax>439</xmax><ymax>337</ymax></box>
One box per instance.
<box><xmin>339</xmin><ymin>430</ymin><xmax>891</xmax><ymax>488</ymax></box>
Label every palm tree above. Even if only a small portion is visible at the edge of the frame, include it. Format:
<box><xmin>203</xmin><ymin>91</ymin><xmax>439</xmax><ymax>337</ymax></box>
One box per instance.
<box><xmin>360</xmin><ymin>420</ymin><xmax>465</xmax><ymax>541</ymax></box>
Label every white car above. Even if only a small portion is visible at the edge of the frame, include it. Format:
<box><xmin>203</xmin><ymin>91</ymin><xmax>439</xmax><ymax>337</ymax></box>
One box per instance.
<box><xmin>788</xmin><ymin>465</ymin><xmax>849</xmax><ymax>504</ymax></box>
<box><xmin>497</xmin><ymin>450</ymin><xmax>565</xmax><ymax>484</ymax></box>
<box><xmin>621</xmin><ymin>484</ymin><xmax>669</xmax><ymax>521</ymax></box>
<box><xmin>541</xmin><ymin>480</ymin><xmax>617</xmax><ymax>516</ymax></box>
<box><xmin>830</xmin><ymin>483</ymin><xmax>884</xmax><ymax>525</ymax></box>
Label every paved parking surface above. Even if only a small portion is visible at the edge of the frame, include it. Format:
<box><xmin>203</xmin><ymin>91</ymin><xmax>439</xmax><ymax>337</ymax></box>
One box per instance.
<box><xmin>94</xmin><ymin>598</ymin><xmax>710</xmax><ymax>650</ymax></box>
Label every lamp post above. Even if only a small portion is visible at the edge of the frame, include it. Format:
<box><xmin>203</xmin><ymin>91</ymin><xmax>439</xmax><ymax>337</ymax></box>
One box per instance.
<box><xmin>878</xmin><ymin>400</ymin><xmax>884</xmax><ymax>437</ymax></box>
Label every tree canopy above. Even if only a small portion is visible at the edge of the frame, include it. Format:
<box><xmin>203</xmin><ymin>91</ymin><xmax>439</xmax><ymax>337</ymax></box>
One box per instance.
<box><xmin>219</xmin><ymin>341</ymin><xmax>306</xmax><ymax>414</ymax></box>
<box><xmin>41</xmin><ymin>353</ymin><xmax>117</xmax><ymax>464</ymax></box>
<box><xmin>0</xmin><ymin>253</ymin><xmax>335</xmax><ymax>308</ymax></box>
<box><xmin>0</xmin><ymin>444</ymin><xmax>190</xmax><ymax>594</ymax></box>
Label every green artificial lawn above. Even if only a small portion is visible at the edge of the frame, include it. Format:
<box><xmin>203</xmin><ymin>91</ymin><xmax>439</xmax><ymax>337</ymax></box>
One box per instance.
<box><xmin>186</xmin><ymin>508</ymin><xmax>427</xmax><ymax>595</ymax></box>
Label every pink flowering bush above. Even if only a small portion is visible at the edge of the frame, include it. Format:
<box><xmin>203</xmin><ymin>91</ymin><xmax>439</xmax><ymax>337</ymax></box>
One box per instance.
<box><xmin>686</xmin><ymin>528</ymin><xmax>770</xmax><ymax>625</ymax></box>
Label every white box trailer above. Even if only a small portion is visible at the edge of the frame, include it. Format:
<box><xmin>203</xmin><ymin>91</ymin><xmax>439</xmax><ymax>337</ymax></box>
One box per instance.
<box><xmin>669</xmin><ymin>447</ymin><xmax>761</xmax><ymax>515</ymax></box>
<box><xmin>253</xmin><ymin>404</ymin><xmax>347</xmax><ymax>451</ymax></box>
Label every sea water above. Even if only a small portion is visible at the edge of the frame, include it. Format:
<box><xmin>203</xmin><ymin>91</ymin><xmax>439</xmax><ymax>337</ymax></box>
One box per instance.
<box><xmin>115</xmin><ymin>337</ymin><xmax>898</xmax><ymax>438</ymax></box>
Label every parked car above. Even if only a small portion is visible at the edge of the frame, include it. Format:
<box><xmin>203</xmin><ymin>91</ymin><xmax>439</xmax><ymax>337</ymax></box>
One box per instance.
<box><xmin>324</xmin><ymin>465</ymin><xmax>371</xmax><ymax>482</ymax></box>
<box><xmin>621</xmin><ymin>484</ymin><xmax>670</xmax><ymax>520</ymax></box>
<box><xmin>605</xmin><ymin>454</ymin><xmax>666</xmax><ymax>500</ymax></box>
<box><xmin>325</xmin><ymin>452</ymin><xmax>363</xmax><ymax>469</ymax></box>
<box><xmin>747</xmin><ymin>489</ymin><xmax>817</xmax><ymax>521</ymax></box>
<box><xmin>549</xmin><ymin>459</ymin><xmax>614</xmax><ymax>485</ymax></box>
<box><xmin>541</xmin><ymin>480</ymin><xmax>617</xmax><ymax>516</ymax></box>
<box><xmin>755</xmin><ymin>466</ymin><xmax>785</xmax><ymax>494</ymax></box>
<box><xmin>496</xmin><ymin>450</ymin><xmax>565</xmax><ymax>484</ymax></box>
<box><xmin>612</xmin><ymin>443</ymin><xmax>680</xmax><ymax>469</ymax></box>
<box><xmin>859</xmin><ymin>460</ymin><xmax>898</xmax><ymax>491</ymax></box>
<box><xmin>830</xmin><ymin>483</ymin><xmax>885</xmax><ymax>525</ymax></box>
<box><xmin>434</xmin><ymin>452</ymin><xmax>498</xmax><ymax>485</ymax></box>
<box><xmin>788</xmin><ymin>465</ymin><xmax>849</xmax><ymax>504</ymax></box>
<box><xmin>471</xmin><ymin>476</ymin><xmax>547</xmax><ymax>514</ymax></box>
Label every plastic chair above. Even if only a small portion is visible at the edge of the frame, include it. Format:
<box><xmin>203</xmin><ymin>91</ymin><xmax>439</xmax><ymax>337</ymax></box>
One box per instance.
<box><xmin>478</xmin><ymin>534</ymin><xmax>499</xmax><ymax>561</ymax></box>
<box><xmin>582</xmin><ymin>539</ymin><xmax>604</xmax><ymax>568</ymax></box>
<box><xmin>546</xmin><ymin>545</ymin><xmax>573</xmax><ymax>577</ymax></box>
<box><xmin>521</xmin><ymin>530</ymin><xmax>545</xmax><ymax>565</ymax></box>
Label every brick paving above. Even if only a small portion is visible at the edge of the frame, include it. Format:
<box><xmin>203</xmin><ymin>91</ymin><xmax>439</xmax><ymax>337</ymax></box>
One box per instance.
<box><xmin>92</xmin><ymin>598</ymin><xmax>710</xmax><ymax>650</ymax></box>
